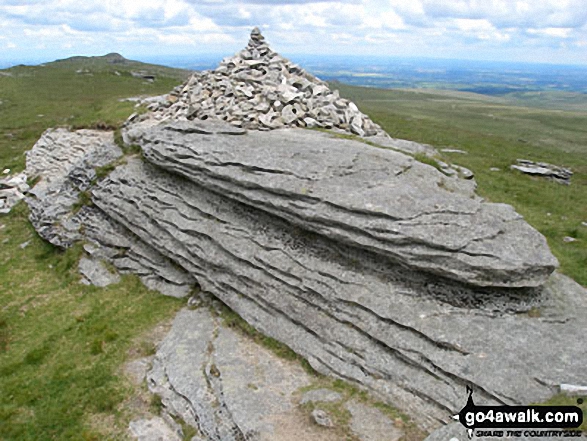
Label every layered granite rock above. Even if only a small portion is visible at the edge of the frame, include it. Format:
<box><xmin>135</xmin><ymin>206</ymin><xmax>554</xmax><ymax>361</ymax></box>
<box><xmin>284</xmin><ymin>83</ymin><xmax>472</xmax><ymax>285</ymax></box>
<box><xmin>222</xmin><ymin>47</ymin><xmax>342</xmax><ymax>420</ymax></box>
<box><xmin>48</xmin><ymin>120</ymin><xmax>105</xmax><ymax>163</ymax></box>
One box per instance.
<box><xmin>25</xmin><ymin>128</ymin><xmax>123</xmax><ymax>247</ymax></box>
<box><xmin>24</xmin><ymin>128</ymin><xmax>195</xmax><ymax>297</ymax></box>
<box><xmin>126</xmin><ymin>120</ymin><xmax>557</xmax><ymax>288</ymax></box>
<box><xmin>91</xmin><ymin>156</ymin><xmax>586</xmax><ymax>431</ymax></box>
<box><xmin>132</xmin><ymin>28</ymin><xmax>383</xmax><ymax>138</ymax></box>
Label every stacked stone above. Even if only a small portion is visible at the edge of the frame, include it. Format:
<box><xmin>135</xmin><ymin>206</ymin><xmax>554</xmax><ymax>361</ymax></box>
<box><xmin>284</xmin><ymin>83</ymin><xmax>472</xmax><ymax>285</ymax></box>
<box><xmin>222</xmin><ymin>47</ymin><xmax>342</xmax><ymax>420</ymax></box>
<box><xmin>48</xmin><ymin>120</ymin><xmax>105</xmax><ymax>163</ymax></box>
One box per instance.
<box><xmin>149</xmin><ymin>28</ymin><xmax>382</xmax><ymax>137</ymax></box>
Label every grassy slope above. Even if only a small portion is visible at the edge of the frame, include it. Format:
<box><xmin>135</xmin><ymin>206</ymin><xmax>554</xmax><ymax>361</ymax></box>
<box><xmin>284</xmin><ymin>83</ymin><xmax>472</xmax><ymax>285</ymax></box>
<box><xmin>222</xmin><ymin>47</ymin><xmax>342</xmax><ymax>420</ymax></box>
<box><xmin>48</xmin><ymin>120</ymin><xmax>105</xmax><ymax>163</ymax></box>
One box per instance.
<box><xmin>337</xmin><ymin>84</ymin><xmax>587</xmax><ymax>286</ymax></box>
<box><xmin>0</xmin><ymin>56</ymin><xmax>188</xmax><ymax>440</ymax></box>
<box><xmin>0</xmin><ymin>54</ymin><xmax>189</xmax><ymax>172</ymax></box>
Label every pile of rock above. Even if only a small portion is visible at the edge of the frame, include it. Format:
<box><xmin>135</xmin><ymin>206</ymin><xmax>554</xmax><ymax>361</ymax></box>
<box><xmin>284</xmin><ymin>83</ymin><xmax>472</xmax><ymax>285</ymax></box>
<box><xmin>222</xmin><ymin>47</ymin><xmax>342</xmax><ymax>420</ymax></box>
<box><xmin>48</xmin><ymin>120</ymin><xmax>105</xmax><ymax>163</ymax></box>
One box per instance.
<box><xmin>142</xmin><ymin>28</ymin><xmax>382</xmax><ymax>137</ymax></box>
<box><xmin>511</xmin><ymin>159</ymin><xmax>573</xmax><ymax>184</ymax></box>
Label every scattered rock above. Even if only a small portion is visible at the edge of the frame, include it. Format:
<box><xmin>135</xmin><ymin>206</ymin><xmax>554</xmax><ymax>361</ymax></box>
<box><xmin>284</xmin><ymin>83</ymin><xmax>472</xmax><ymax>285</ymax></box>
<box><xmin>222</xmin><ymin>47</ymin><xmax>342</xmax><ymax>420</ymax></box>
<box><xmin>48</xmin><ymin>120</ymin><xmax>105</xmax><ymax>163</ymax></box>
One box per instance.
<box><xmin>311</xmin><ymin>409</ymin><xmax>334</xmax><ymax>428</ymax></box>
<box><xmin>300</xmin><ymin>389</ymin><xmax>343</xmax><ymax>405</ymax></box>
<box><xmin>345</xmin><ymin>401</ymin><xmax>403</xmax><ymax>441</ymax></box>
<box><xmin>2</xmin><ymin>169</ymin><xmax>9</xmax><ymax>174</ymax></box>
<box><xmin>560</xmin><ymin>383</ymin><xmax>587</xmax><ymax>395</ymax></box>
<box><xmin>128</xmin><ymin>417</ymin><xmax>183</xmax><ymax>441</ymax></box>
<box><xmin>0</xmin><ymin>171</ymin><xmax>28</xmax><ymax>214</ymax></box>
<box><xmin>511</xmin><ymin>159</ymin><xmax>572</xmax><ymax>184</ymax></box>
<box><xmin>78</xmin><ymin>256</ymin><xmax>121</xmax><ymax>287</ymax></box>
<box><xmin>582</xmin><ymin>222</ymin><xmax>587</xmax><ymax>227</ymax></box>
<box><xmin>563</xmin><ymin>236</ymin><xmax>578</xmax><ymax>243</ymax></box>
<box><xmin>441</xmin><ymin>148</ymin><xmax>467</xmax><ymax>154</ymax></box>
<box><xmin>19</xmin><ymin>240</ymin><xmax>30</xmax><ymax>249</ymax></box>
<box><xmin>490</xmin><ymin>167</ymin><xmax>500</xmax><ymax>171</ymax></box>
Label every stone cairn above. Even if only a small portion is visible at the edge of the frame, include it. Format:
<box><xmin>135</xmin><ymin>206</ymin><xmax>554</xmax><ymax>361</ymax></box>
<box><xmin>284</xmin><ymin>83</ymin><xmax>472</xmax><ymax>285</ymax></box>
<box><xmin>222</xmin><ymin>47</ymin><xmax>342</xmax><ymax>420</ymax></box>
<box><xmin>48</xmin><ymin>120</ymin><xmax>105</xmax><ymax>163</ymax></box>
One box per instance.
<box><xmin>146</xmin><ymin>27</ymin><xmax>383</xmax><ymax>137</ymax></box>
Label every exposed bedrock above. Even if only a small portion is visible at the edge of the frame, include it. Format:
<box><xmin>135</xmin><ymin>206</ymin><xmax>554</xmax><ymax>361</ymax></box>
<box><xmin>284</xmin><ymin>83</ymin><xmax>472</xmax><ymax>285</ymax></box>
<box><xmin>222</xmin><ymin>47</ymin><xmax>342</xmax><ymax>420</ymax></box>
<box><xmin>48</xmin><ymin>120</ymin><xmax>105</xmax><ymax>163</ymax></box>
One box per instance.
<box><xmin>24</xmin><ymin>128</ymin><xmax>195</xmax><ymax>297</ymax></box>
<box><xmin>125</xmin><ymin>120</ymin><xmax>557</xmax><ymax>288</ymax></box>
<box><xmin>92</xmin><ymin>158</ymin><xmax>587</xmax><ymax>431</ymax></box>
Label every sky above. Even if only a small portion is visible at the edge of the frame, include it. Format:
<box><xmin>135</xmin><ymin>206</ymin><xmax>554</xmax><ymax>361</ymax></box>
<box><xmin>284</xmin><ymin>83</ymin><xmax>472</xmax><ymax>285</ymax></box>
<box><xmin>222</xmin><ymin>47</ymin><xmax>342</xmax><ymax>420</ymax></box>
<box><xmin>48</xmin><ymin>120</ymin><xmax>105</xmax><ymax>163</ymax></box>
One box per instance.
<box><xmin>0</xmin><ymin>0</ymin><xmax>586</xmax><ymax>67</ymax></box>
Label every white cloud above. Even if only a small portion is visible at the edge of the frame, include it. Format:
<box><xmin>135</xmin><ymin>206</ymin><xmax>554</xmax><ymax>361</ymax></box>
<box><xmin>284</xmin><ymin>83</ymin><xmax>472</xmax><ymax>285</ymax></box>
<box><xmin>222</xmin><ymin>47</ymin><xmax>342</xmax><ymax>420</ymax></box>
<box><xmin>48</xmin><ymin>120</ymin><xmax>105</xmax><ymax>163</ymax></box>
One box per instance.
<box><xmin>0</xmin><ymin>0</ymin><xmax>585</xmax><ymax>65</ymax></box>
<box><xmin>527</xmin><ymin>27</ymin><xmax>573</xmax><ymax>38</ymax></box>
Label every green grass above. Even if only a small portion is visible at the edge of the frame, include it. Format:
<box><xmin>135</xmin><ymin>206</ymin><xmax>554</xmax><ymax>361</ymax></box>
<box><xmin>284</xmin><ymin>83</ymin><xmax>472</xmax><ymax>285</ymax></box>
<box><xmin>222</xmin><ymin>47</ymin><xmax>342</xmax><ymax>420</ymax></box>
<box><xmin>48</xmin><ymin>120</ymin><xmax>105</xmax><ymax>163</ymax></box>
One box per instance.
<box><xmin>0</xmin><ymin>54</ymin><xmax>189</xmax><ymax>172</ymax></box>
<box><xmin>337</xmin><ymin>84</ymin><xmax>587</xmax><ymax>286</ymax></box>
<box><xmin>0</xmin><ymin>203</ymin><xmax>184</xmax><ymax>440</ymax></box>
<box><xmin>0</xmin><ymin>55</ymin><xmax>189</xmax><ymax>440</ymax></box>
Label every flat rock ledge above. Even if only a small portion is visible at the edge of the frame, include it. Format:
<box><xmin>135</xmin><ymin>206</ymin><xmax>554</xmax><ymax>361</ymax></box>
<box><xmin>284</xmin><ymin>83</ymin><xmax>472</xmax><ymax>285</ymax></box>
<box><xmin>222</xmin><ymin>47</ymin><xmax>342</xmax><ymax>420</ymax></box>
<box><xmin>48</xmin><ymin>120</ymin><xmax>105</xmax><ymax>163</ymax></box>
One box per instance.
<box><xmin>127</xmin><ymin>120</ymin><xmax>557</xmax><ymax>288</ymax></box>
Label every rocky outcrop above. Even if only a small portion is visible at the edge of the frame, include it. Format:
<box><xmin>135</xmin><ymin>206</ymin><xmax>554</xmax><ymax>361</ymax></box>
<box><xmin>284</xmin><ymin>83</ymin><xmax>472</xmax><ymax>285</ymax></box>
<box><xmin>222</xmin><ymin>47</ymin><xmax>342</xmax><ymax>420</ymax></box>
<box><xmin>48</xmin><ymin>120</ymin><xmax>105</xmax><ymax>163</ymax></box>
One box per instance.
<box><xmin>91</xmin><ymin>155</ymin><xmax>586</xmax><ymax>431</ymax></box>
<box><xmin>23</xmin><ymin>28</ymin><xmax>584</xmax><ymax>438</ymax></box>
<box><xmin>134</xmin><ymin>28</ymin><xmax>383</xmax><ymax>137</ymax></box>
<box><xmin>147</xmin><ymin>307</ymin><xmax>355</xmax><ymax>441</ymax></box>
<box><xmin>25</xmin><ymin>128</ymin><xmax>123</xmax><ymax>247</ymax></box>
<box><xmin>126</xmin><ymin>120</ymin><xmax>556</xmax><ymax>288</ymax></box>
<box><xmin>25</xmin><ymin>128</ymin><xmax>195</xmax><ymax>297</ymax></box>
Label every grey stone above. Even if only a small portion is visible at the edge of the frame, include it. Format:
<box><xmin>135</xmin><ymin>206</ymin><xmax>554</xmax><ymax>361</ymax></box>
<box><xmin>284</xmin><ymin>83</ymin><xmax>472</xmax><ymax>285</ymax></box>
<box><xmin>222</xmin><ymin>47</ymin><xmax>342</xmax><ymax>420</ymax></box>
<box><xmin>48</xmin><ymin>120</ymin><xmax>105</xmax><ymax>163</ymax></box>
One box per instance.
<box><xmin>511</xmin><ymin>159</ymin><xmax>572</xmax><ymax>184</ymax></box>
<box><xmin>25</xmin><ymin>128</ymin><xmax>123</xmax><ymax>248</ymax></box>
<box><xmin>124</xmin><ymin>356</ymin><xmax>154</xmax><ymax>385</ymax></box>
<box><xmin>92</xmin><ymin>158</ymin><xmax>586</xmax><ymax>431</ymax></box>
<box><xmin>560</xmin><ymin>383</ymin><xmax>587</xmax><ymax>395</ymax></box>
<box><xmin>147</xmin><ymin>308</ymin><xmax>325</xmax><ymax>441</ymax></box>
<box><xmin>19</xmin><ymin>240</ymin><xmax>31</xmax><ymax>249</ymax></box>
<box><xmin>311</xmin><ymin>409</ymin><xmax>333</xmax><ymax>428</ymax></box>
<box><xmin>129</xmin><ymin>417</ymin><xmax>183</xmax><ymax>441</ymax></box>
<box><xmin>24</xmin><ymin>128</ymin><xmax>195</xmax><ymax>298</ymax></box>
<box><xmin>300</xmin><ymin>389</ymin><xmax>343</xmax><ymax>405</ymax></box>
<box><xmin>441</xmin><ymin>149</ymin><xmax>468</xmax><ymax>154</ymax></box>
<box><xmin>563</xmin><ymin>236</ymin><xmax>578</xmax><ymax>243</ymax></box>
<box><xmin>78</xmin><ymin>256</ymin><xmax>120</xmax><ymax>287</ymax></box>
<box><xmin>135</xmin><ymin>124</ymin><xmax>556</xmax><ymax>288</ymax></box>
<box><xmin>345</xmin><ymin>400</ymin><xmax>403</xmax><ymax>441</ymax></box>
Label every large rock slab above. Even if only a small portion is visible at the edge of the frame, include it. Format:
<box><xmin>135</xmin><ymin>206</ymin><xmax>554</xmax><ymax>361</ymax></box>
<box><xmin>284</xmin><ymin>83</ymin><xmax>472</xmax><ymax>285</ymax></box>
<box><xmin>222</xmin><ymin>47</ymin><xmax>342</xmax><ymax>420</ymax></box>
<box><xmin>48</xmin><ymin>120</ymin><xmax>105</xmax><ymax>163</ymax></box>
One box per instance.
<box><xmin>128</xmin><ymin>121</ymin><xmax>556</xmax><ymax>288</ymax></box>
<box><xmin>92</xmin><ymin>158</ymin><xmax>587</xmax><ymax>431</ymax></box>
<box><xmin>148</xmin><ymin>307</ymin><xmax>341</xmax><ymax>441</ymax></box>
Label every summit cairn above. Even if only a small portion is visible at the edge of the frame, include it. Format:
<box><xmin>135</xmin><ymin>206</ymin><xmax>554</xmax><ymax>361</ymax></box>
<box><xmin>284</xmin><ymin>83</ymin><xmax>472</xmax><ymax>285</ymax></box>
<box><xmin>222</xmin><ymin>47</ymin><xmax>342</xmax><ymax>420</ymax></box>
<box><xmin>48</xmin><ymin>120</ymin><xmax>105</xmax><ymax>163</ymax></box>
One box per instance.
<box><xmin>145</xmin><ymin>27</ymin><xmax>383</xmax><ymax>136</ymax></box>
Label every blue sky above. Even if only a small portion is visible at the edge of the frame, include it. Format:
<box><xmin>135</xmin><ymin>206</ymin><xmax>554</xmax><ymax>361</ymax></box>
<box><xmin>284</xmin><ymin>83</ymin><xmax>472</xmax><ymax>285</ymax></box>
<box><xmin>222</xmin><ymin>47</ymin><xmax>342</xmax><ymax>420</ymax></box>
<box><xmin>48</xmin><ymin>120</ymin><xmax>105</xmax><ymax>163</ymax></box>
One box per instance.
<box><xmin>0</xmin><ymin>0</ymin><xmax>586</xmax><ymax>66</ymax></box>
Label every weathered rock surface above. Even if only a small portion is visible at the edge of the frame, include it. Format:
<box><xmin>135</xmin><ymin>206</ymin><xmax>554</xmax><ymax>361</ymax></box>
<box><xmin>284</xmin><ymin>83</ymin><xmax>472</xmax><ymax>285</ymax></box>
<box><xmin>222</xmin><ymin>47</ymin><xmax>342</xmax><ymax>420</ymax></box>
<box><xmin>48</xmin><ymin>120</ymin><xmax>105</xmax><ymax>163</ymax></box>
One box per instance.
<box><xmin>130</xmin><ymin>28</ymin><xmax>384</xmax><ymax>138</ymax></box>
<box><xmin>345</xmin><ymin>401</ymin><xmax>403</xmax><ymax>441</ymax></box>
<box><xmin>0</xmin><ymin>171</ymin><xmax>28</xmax><ymax>214</ymax></box>
<box><xmin>24</xmin><ymin>128</ymin><xmax>195</xmax><ymax>296</ymax></box>
<box><xmin>127</xmin><ymin>120</ymin><xmax>557</xmax><ymax>288</ymax></box>
<box><xmin>25</xmin><ymin>128</ymin><xmax>123</xmax><ymax>247</ymax></box>
<box><xmin>129</xmin><ymin>417</ymin><xmax>183</xmax><ymax>441</ymax></box>
<box><xmin>78</xmin><ymin>255</ymin><xmax>121</xmax><ymax>287</ymax></box>
<box><xmin>147</xmin><ymin>307</ymin><xmax>341</xmax><ymax>441</ymax></box>
<box><xmin>300</xmin><ymin>389</ymin><xmax>343</xmax><ymax>405</ymax></box>
<box><xmin>511</xmin><ymin>159</ymin><xmax>573</xmax><ymax>184</ymax></box>
<box><xmin>92</xmin><ymin>157</ymin><xmax>587</xmax><ymax>430</ymax></box>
